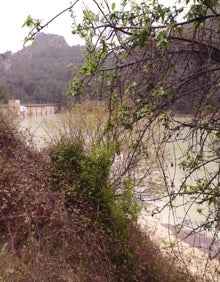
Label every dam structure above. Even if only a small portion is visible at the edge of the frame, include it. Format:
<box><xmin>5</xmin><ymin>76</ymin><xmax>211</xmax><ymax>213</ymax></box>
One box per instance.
<box><xmin>1</xmin><ymin>100</ymin><xmax>61</xmax><ymax>117</ymax></box>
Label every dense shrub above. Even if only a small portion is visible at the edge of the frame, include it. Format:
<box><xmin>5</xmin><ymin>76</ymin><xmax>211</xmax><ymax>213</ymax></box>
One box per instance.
<box><xmin>48</xmin><ymin>139</ymin><xmax>122</xmax><ymax>231</ymax></box>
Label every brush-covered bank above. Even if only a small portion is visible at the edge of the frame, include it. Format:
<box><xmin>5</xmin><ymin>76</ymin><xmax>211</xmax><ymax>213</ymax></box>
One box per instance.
<box><xmin>0</xmin><ymin>110</ymin><xmax>199</xmax><ymax>282</ymax></box>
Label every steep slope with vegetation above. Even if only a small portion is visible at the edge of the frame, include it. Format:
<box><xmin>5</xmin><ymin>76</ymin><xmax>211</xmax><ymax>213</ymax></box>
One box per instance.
<box><xmin>0</xmin><ymin>110</ymin><xmax>197</xmax><ymax>281</ymax></box>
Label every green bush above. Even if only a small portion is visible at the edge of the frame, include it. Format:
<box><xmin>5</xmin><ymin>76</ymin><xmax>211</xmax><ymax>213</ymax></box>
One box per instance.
<box><xmin>47</xmin><ymin>139</ymin><xmax>142</xmax><ymax>233</ymax></box>
<box><xmin>48</xmin><ymin>140</ymin><xmax>84</xmax><ymax>191</ymax></box>
<box><xmin>48</xmin><ymin>140</ymin><xmax>113</xmax><ymax>227</ymax></box>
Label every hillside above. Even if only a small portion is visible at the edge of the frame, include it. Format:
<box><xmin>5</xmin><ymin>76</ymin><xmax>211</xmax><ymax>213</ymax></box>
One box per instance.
<box><xmin>0</xmin><ymin>108</ymin><xmax>197</xmax><ymax>282</ymax></box>
<box><xmin>0</xmin><ymin>33</ymin><xmax>84</xmax><ymax>104</ymax></box>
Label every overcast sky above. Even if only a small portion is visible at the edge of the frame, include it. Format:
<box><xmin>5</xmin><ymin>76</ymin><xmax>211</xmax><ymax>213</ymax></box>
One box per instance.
<box><xmin>0</xmin><ymin>0</ymin><xmax>84</xmax><ymax>53</ymax></box>
<box><xmin>0</xmin><ymin>0</ymin><xmax>176</xmax><ymax>54</ymax></box>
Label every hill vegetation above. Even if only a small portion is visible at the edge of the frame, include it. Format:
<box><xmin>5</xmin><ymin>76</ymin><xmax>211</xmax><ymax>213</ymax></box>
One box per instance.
<box><xmin>0</xmin><ymin>33</ymin><xmax>83</xmax><ymax>104</ymax></box>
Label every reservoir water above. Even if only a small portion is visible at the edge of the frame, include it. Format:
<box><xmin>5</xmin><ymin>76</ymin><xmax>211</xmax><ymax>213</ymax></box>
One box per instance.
<box><xmin>20</xmin><ymin>114</ymin><xmax>62</xmax><ymax>147</ymax></box>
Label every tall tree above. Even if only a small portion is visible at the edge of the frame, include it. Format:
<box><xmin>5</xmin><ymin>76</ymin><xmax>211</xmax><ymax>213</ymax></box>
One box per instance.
<box><xmin>25</xmin><ymin>0</ymin><xmax>220</xmax><ymax>258</ymax></box>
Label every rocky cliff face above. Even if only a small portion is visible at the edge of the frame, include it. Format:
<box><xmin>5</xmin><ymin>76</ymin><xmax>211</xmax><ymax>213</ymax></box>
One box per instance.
<box><xmin>0</xmin><ymin>33</ymin><xmax>72</xmax><ymax>70</ymax></box>
<box><xmin>34</xmin><ymin>33</ymin><xmax>69</xmax><ymax>49</ymax></box>
<box><xmin>14</xmin><ymin>33</ymin><xmax>70</xmax><ymax>60</ymax></box>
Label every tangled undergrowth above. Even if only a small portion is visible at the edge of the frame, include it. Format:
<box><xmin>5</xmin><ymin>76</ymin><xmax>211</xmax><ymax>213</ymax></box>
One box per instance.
<box><xmin>0</xmin><ymin>111</ymin><xmax>197</xmax><ymax>281</ymax></box>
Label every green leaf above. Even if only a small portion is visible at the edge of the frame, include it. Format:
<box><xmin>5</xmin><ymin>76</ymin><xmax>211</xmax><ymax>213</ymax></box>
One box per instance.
<box><xmin>111</xmin><ymin>2</ymin><xmax>116</xmax><ymax>11</ymax></box>
<box><xmin>22</xmin><ymin>15</ymin><xmax>34</xmax><ymax>27</ymax></box>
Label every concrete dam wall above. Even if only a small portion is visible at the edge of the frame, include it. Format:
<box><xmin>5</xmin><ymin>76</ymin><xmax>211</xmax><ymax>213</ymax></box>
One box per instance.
<box><xmin>1</xmin><ymin>100</ymin><xmax>61</xmax><ymax>117</ymax></box>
